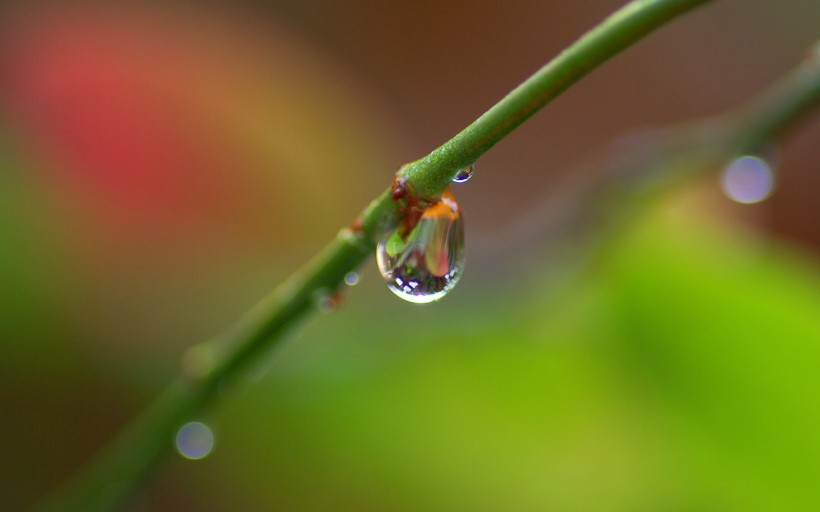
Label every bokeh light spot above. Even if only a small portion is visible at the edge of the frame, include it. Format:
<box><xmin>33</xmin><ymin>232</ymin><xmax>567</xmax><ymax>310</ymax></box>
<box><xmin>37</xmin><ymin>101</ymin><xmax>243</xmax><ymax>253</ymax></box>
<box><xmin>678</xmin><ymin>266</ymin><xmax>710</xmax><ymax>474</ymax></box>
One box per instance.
<box><xmin>344</xmin><ymin>272</ymin><xmax>360</xmax><ymax>286</ymax></box>
<box><xmin>175</xmin><ymin>422</ymin><xmax>214</xmax><ymax>460</ymax></box>
<box><xmin>720</xmin><ymin>156</ymin><xmax>775</xmax><ymax>204</ymax></box>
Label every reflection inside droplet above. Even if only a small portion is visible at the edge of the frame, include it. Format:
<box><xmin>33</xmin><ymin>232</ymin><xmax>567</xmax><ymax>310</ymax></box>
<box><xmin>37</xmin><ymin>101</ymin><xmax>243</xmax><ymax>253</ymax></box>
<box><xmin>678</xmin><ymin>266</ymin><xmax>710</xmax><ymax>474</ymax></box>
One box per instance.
<box><xmin>175</xmin><ymin>422</ymin><xmax>214</xmax><ymax>460</ymax></box>
<box><xmin>376</xmin><ymin>188</ymin><xmax>465</xmax><ymax>303</ymax></box>
<box><xmin>720</xmin><ymin>155</ymin><xmax>775</xmax><ymax>204</ymax></box>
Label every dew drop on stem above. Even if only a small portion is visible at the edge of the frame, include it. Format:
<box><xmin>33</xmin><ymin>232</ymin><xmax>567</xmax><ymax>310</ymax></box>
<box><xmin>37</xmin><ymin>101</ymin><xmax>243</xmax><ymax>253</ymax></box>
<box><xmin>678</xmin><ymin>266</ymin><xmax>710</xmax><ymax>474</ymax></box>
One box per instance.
<box><xmin>376</xmin><ymin>188</ymin><xmax>465</xmax><ymax>303</ymax></box>
<box><xmin>314</xmin><ymin>288</ymin><xmax>343</xmax><ymax>313</ymax></box>
<box><xmin>452</xmin><ymin>164</ymin><xmax>474</xmax><ymax>183</ymax></box>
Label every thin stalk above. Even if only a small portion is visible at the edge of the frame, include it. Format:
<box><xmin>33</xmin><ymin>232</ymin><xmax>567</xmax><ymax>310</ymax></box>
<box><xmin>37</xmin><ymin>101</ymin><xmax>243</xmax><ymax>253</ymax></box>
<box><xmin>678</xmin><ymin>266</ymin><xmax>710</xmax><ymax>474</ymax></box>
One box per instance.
<box><xmin>400</xmin><ymin>0</ymin><xmax>714</xmax><ymax>199</ymax></box>
<box><xmin>502</xmin><ymin>44</ymin><xmax>820</xmax><ymax>261</ymax></box>
<box><xmin>38</xmin><ymin>1</ymin><xmax>743</xmax><ymax>510</ymax></box>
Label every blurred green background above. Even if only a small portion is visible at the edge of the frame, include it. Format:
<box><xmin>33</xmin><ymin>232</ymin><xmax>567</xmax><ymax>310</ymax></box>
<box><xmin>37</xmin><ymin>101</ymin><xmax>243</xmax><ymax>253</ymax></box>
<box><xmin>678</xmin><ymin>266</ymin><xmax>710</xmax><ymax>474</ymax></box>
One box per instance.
<box><xmin>1</xmin><ymin>1</ymin><xmax>819</xmax><ymax>510</ymax></box>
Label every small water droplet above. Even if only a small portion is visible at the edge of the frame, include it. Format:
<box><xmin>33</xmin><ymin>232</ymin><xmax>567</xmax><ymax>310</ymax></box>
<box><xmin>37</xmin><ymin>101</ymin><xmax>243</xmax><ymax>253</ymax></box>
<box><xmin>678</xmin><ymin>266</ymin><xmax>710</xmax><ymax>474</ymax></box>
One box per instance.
<box><xmin>720</xmin><ymin>155</ymin><xmax>775</xmax><ymax>204</ymax></box>
<box><xmin>452</xmin><ymin>164</ymin><xmax>474</xmax><ymax>183</ymax></box>
<box><xmin>314</xmin><ymin>288</ymin><xmax>340</xmax><ymax>313</ymax></box>
<box><xmin>344</xmin><ymin>272</ymin><xmax>360</xmax><ymax>286</ymax></box>
<box><xmin>376</xmin><ymin>188</ymin><xmax>465</xmax><ymax>303</ymax></box>
<box><xmin>175</xmin><ymin>422</ymin><xmax>214</xmax><ymax>460</ymax></box>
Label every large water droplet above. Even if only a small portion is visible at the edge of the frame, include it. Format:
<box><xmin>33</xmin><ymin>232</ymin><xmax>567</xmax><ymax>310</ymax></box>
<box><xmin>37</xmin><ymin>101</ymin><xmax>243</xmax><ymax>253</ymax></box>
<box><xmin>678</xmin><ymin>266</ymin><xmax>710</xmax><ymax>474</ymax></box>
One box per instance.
<box><xmin>377</xmin><ymin>189</ymin><xmax>465</xmax><ymax>303</ymax></box>
<box><xmin>452</xmin><ymin>164</ymin><xmax>474</xmax><ymax>183</ymax></box>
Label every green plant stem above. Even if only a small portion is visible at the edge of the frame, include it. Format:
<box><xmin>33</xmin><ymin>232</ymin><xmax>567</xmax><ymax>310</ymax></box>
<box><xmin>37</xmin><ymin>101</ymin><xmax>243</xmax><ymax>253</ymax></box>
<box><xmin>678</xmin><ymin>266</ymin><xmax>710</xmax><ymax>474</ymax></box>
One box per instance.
<box><xmin>729</xmin><ymin>43</ymin><xmax>820</xmax><ymax>152</ymax></box>
<box><xmin>399</xmin><ymin>0</ymin><xmax>713</xmax><ymax>199</ymax></box>
<box><xmin>506</xmin><ymin>44</ymin><xmax>820</xmax><ymax>260</ymax></box>
<box><xmin>38</xmin><ymin>1</ymin><xmax>767</xmax><ymax>510</ymax></box>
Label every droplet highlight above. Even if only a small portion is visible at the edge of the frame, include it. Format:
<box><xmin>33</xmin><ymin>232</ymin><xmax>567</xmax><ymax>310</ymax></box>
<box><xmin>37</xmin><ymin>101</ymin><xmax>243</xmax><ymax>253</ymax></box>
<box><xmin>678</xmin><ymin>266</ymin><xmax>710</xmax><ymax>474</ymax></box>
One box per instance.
<box><xmin>720</xmin><ymin>155</ymin><xmax>775</xmax><ymax>204</ymax></box>
<box><xmin>377</xmin><ymin>188</ymin><xmax>465</xmax><ymax>303</ymax></box>
<box><xmin>452</xmin><ymin>164</ymin><xmax>474</xmax><ymax>183</ymax></box>
<box><xmin>175</xmin><ymin>422</ymin><xmax>214</xmax><ymax>460</ymax></box>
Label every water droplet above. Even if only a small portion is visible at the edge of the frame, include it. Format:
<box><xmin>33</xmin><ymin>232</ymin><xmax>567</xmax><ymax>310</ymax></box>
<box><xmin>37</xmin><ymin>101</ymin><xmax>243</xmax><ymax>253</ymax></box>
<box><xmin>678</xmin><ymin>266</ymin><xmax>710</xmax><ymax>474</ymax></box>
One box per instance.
<box><xmin>175</xmin><ymin>422</ymin><xmax>214</xmax><ymax>460</ymax></box>
<box><xmin>344</xmin><ymin>272</ymin><xmax>360</xmax><ymax>286</ymax></box>
<box><xmin>720</xmin><ymin>155</ymin><xmax>775</xmax><ymax>204</ymax></box>
<box><xmin>452</xmin><ymin>164</ymin><xmax>474</xmax><ymax>183</ymax></box>
<box><xmin>376</xmin><ymin>188</ymin><xmax>465</xmax><ymax>303</ymax></box>
<box><xmin>314</xmin><ymin>288</ymin><xmax>340</xmax><ymax>313</ymax></box>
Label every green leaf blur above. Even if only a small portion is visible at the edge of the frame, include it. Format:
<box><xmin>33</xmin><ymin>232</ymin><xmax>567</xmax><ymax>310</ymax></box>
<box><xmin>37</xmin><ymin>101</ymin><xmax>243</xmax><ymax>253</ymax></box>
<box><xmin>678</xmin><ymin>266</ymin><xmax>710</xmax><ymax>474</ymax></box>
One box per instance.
<box><xmin>201</xmin><ymin>205</ymin><xmax>820</xmax><ymax>511</ymax></box>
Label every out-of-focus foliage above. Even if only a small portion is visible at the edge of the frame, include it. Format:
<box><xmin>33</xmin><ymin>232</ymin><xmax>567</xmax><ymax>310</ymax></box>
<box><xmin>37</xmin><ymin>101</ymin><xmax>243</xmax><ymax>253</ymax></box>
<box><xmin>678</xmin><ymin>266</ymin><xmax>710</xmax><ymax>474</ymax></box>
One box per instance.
<box><xmin>199</xmin><ymin>202</ymin><xmax>820</xmax><ymax>512</ymax></box>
